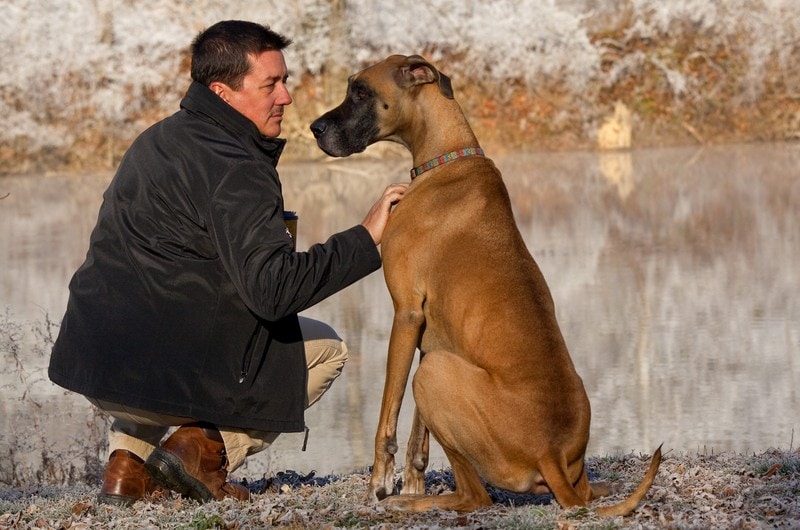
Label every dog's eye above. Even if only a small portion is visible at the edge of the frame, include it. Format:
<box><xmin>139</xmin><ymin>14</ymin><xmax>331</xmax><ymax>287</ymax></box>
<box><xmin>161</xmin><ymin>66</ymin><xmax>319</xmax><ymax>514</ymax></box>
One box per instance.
<box><xmin>350</xmin><ymin>83</ymin><xmax>370</xmax><ymax>102</ymax></box>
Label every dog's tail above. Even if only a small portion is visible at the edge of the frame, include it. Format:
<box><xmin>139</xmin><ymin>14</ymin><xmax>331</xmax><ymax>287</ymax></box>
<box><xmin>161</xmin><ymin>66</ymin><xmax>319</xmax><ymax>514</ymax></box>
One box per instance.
<box><xmin>594</xmin><ymin>444</ymin><xmax>663</xmax><ymax>517</ymax></box>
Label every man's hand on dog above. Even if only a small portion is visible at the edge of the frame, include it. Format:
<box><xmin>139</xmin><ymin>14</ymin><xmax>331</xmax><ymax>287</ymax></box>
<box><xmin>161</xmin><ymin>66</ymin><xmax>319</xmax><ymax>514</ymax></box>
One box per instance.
<box><xmin>362</xmin><ymin>183</ymin><xmax>408</xmax><ymax>245</ymax></box>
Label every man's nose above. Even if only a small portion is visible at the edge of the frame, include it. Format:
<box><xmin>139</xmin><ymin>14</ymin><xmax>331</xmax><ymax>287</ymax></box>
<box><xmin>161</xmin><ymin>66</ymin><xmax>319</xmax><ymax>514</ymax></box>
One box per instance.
<box><xmin>278</xmin><ymin>84</ymin><xmax>293</xmax><ymax>105</ymax></box>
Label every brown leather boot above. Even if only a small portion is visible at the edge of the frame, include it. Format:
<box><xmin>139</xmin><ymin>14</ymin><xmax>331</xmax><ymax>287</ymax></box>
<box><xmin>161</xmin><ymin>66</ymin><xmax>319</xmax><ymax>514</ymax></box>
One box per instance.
<box><xmin>144</xmin><ymin>423</ymin><xmax>250</xmax><ymax>502</ymax></box>
<box><xmin>98</xmin><ymin>449</ymin><xmax>160</xmax><ymax>506</ymax></box>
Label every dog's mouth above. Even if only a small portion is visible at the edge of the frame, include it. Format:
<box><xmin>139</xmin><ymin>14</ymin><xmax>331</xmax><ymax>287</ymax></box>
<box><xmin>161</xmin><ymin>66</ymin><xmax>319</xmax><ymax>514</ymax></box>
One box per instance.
<box><xmin>315</xmin><ymin>140</ymin><xmax>353</xmax><ymax>158</ymax></box>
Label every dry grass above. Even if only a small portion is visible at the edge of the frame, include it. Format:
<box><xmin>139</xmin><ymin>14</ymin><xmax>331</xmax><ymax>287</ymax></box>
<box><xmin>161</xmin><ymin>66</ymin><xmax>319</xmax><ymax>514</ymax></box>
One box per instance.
<box><xmin>0</xmin><ymin>448</ymin><xmax>798</xmax><ymax>529</ymax></box>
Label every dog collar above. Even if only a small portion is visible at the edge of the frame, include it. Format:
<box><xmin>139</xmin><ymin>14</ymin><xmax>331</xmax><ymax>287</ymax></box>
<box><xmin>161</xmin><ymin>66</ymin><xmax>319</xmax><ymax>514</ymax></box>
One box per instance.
<box><xmin>410</xmin><ymin>147</ymin><xmax>485</xmax><ymax>179</ymax></box>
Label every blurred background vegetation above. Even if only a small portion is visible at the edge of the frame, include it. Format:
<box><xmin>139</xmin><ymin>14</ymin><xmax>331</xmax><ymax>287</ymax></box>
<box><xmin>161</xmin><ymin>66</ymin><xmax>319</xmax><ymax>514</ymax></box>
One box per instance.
<box><xmin>1</xmin><ymin>0</ymin><xmax>798</xmax><ymax>175</ymax></box>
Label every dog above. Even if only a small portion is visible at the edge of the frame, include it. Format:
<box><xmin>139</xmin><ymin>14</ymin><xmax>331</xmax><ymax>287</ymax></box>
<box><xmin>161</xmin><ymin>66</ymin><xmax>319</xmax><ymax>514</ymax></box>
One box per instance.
<box><xmin>310</xmin><ymin>54</ymin><xmax>662</xmax><ymax>515</ymax></box>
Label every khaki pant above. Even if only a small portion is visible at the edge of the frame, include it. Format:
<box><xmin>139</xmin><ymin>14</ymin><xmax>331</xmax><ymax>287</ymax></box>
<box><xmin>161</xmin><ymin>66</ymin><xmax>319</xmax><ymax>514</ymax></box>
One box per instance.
<box><xmin>90</xmin><ymin>316</ymin><xmax>347</xmax><ymax>471</ymax></box>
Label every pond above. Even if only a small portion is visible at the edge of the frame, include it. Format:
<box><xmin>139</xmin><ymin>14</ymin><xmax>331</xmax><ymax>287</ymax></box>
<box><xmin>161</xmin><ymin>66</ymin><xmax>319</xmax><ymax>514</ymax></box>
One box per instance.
<box><xmin>1</xmin><ymin>142</ymin><xmax>798</xmax><ymax>486</ymax></box>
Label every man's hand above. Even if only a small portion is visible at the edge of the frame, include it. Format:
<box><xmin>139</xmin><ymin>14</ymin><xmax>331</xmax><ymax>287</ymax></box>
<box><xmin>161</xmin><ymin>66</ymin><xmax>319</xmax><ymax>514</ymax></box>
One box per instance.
<box><xmin>361</xmin><ymin>183</ymin><xmax>408</xmax><ymax>245</ymax></box>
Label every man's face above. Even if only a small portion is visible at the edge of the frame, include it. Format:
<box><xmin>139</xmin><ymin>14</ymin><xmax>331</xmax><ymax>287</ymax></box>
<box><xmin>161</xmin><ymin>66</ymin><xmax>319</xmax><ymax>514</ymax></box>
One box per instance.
<box><xmin>212</xmin><ymin>50</ymin><xmax>293</xmax><ymax>137</ymax></box>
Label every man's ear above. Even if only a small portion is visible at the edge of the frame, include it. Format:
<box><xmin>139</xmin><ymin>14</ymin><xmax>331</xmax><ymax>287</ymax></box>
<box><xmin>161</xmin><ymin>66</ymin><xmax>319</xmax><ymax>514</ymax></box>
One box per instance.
<box><xmin>209</xmin><ymin>81</ymin><xmax>231</xmax><ymax>103</ymax></box>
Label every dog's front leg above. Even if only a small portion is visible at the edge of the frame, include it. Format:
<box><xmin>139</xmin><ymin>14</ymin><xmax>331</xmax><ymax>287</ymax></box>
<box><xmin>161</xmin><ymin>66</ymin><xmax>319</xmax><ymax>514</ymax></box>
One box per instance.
<box><xmin>400</xmin><ymin>404</ymin><xmax>429</xmax><ymax>495</ymax></box>
<box><xmin>367</xmin><ymin>307</ymin><xmax>424</xmax><ymax>502</ymax></box>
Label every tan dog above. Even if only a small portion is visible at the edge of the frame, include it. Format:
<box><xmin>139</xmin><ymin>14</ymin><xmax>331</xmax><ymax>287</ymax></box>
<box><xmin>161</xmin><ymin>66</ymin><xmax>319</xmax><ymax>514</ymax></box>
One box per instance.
<box><xmin>310</xmin><ymin>54</ymin><xmax>661</xmax><ymax>515</ymax></box>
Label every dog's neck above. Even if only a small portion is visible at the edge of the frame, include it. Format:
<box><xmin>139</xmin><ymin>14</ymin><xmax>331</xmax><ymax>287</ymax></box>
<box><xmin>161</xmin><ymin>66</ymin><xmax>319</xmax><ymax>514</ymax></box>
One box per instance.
<box><xmin>405</xmin><ymin>91</ymin><xmax>482</xmax><ymax>172</ymax></box>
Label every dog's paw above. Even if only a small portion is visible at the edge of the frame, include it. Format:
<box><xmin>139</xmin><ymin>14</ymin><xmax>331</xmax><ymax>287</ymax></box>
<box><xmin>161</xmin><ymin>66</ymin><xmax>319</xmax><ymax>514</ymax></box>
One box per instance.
<box><xmin>400</xmin><ymin>471</ymin><xmax>425</xmax><ymax>495</ymax></box>
<box><xmin>368</xmin><ymin>459</ymin><xmax>397</xmax><ymax>501</ymax></box>
<box><xmin>366</xmin><ymin>484</ymin><xmax>389</xmax><ymax>502</ymax></box>
<box><xmin>380</xmin><ymin>495</ymin><xmax>409</xmax><ymax>512</ymax></box>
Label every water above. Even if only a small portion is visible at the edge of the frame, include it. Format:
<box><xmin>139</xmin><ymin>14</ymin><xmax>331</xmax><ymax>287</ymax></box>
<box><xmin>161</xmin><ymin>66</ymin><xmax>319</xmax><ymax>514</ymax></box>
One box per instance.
<box><xmin>1</xmin><ymin>143</ymin><xmax>798</xmax><ymax>486</ymax></box>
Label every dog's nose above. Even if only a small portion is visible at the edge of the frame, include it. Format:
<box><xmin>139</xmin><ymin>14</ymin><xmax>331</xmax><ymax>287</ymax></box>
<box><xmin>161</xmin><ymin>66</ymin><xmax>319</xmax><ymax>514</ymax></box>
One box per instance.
<box><xmin>310</xmin><ymin>119</ymin><xmax>327</xmax><ymax>139</ymax></box>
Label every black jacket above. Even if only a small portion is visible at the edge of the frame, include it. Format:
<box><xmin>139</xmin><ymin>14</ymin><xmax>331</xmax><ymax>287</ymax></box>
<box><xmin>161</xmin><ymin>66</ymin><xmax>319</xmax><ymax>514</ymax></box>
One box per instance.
<box><xmin>49</xmin><ymin>82</ymin><xmax>382</xmax><ymax>432</ymax></box>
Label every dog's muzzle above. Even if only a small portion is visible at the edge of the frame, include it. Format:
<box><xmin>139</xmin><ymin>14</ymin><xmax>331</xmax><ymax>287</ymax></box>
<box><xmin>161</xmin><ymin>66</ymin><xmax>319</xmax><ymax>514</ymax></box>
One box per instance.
<box><xmin>309</xmin><ymin>116</ymin><xmax>344</xmax><ymax>157</ymax></box>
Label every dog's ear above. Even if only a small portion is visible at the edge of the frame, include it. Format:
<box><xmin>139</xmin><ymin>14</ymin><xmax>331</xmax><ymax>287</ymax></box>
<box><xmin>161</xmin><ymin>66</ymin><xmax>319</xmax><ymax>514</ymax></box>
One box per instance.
<box><xmin>395</xmin><ymin>55</ymin><xmax>455</xmax><ymax>99</ymax></box>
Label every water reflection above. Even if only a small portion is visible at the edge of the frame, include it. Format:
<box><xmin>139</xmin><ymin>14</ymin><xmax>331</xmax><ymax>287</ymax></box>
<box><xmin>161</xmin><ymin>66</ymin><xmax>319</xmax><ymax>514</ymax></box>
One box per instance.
<box><xmin>1</xmin><ymin>143</ymin><xmax>798</xmax><ymax>485</ymax></box>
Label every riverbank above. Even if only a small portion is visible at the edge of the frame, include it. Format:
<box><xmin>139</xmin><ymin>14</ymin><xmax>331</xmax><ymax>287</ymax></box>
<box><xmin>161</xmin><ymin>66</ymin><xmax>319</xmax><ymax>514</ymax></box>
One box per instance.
<box><xmin>1</xmin><ymin>448</ymin><xmax>797</xmax><ymax>529</ymax></box>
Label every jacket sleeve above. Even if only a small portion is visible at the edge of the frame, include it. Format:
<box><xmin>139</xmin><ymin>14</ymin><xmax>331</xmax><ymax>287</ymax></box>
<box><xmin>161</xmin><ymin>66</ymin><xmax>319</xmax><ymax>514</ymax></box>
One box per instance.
<box><xmin>207</xmin><ymin>160</ymin><xmax>382</xmax><ymax>321</ymax></box>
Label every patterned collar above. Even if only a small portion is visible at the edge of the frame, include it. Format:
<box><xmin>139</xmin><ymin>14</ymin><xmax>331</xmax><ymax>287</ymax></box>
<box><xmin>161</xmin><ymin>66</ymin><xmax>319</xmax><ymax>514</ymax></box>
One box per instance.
<box><xmin>410</xmin><ymin>147</ymin><xmax>485</xmax><ymax>179</ymax></box>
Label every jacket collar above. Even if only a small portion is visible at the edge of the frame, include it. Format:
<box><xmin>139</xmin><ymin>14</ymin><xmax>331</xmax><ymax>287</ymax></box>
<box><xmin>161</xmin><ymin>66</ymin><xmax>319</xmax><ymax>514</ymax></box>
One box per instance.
<box><xmin>180</xmin><ymin>81</ymin><xmax>286</xmax><ymax>165</ymax></box>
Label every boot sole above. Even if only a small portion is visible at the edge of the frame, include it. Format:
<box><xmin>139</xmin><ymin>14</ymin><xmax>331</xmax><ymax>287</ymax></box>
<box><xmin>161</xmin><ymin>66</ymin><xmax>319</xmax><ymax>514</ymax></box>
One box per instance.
<box><xmin>144</xmin><ymin>448</ymin><xmax>214</xmax><ymax>503</ymax></box>
<box><xmin>97</xmin><ymin>492</ymin><xmax>137</xmax><ymax>507</ymax></box>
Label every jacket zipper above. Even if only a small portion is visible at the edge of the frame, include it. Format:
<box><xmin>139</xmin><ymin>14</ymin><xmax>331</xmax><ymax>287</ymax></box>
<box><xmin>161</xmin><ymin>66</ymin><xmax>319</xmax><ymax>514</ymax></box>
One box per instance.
<box><xmin>239</xmin><ymin>324</ymin><xmax>262</xmax><ymax>383</ymax></box>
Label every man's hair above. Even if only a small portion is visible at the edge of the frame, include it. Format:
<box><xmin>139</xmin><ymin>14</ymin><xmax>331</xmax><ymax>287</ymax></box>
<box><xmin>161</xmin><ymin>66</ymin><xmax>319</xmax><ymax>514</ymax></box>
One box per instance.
<box><xmin>191</xmin><ymin>20</ymin><xmax>292</xmax><ymax>89</ymax></box>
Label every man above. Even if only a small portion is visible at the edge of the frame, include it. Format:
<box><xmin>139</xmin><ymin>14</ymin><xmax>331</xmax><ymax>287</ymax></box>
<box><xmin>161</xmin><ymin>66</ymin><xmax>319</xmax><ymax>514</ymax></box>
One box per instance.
<box><xmin>48</xmin><ymin>20</ymin><xmax>406</xmax><ymax>506</ymax></box>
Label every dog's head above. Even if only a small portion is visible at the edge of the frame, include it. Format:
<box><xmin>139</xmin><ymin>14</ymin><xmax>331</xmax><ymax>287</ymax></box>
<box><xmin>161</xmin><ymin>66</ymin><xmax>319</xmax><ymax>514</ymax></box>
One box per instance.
<box><xmin>310</xmin><ymin>54</ymin><xmax>453</xmax><ymax>157</ymax></box>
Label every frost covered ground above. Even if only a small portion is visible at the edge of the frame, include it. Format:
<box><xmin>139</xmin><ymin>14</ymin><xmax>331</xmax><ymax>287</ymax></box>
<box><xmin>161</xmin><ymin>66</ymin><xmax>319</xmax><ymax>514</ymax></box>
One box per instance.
<box><xmin>2</xmin><ymin>0</ymin><xmax>799</xmax><ymax>173</ymax></box>
<box><xmin>1</xmin><ymin>449</ymin><xmax>798</xmax><ymax>529</ymax></box>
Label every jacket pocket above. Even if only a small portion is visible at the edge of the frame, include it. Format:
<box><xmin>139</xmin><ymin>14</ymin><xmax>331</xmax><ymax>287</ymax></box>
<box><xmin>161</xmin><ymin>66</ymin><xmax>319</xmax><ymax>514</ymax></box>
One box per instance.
<box><xmin>239</xmin><ymin>323</ymin><xmax>267</xmax><ymax>383</ymax></box>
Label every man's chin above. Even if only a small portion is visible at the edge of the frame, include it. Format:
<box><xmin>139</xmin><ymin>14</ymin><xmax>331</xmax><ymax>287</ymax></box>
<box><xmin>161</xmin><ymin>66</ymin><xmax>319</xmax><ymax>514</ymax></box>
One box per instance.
<box><xmin>260</xmin><ymin>126</ymin><xmax>282</xmax><ymax>138</ymax></box>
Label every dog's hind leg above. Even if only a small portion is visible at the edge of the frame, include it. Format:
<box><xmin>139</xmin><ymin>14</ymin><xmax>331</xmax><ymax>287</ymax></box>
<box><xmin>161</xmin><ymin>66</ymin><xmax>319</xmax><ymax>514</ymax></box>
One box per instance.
<box><xmin>537</xmin><ymin>457</ymin><xmax>593</xmax><ymax>509</ymax></box>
